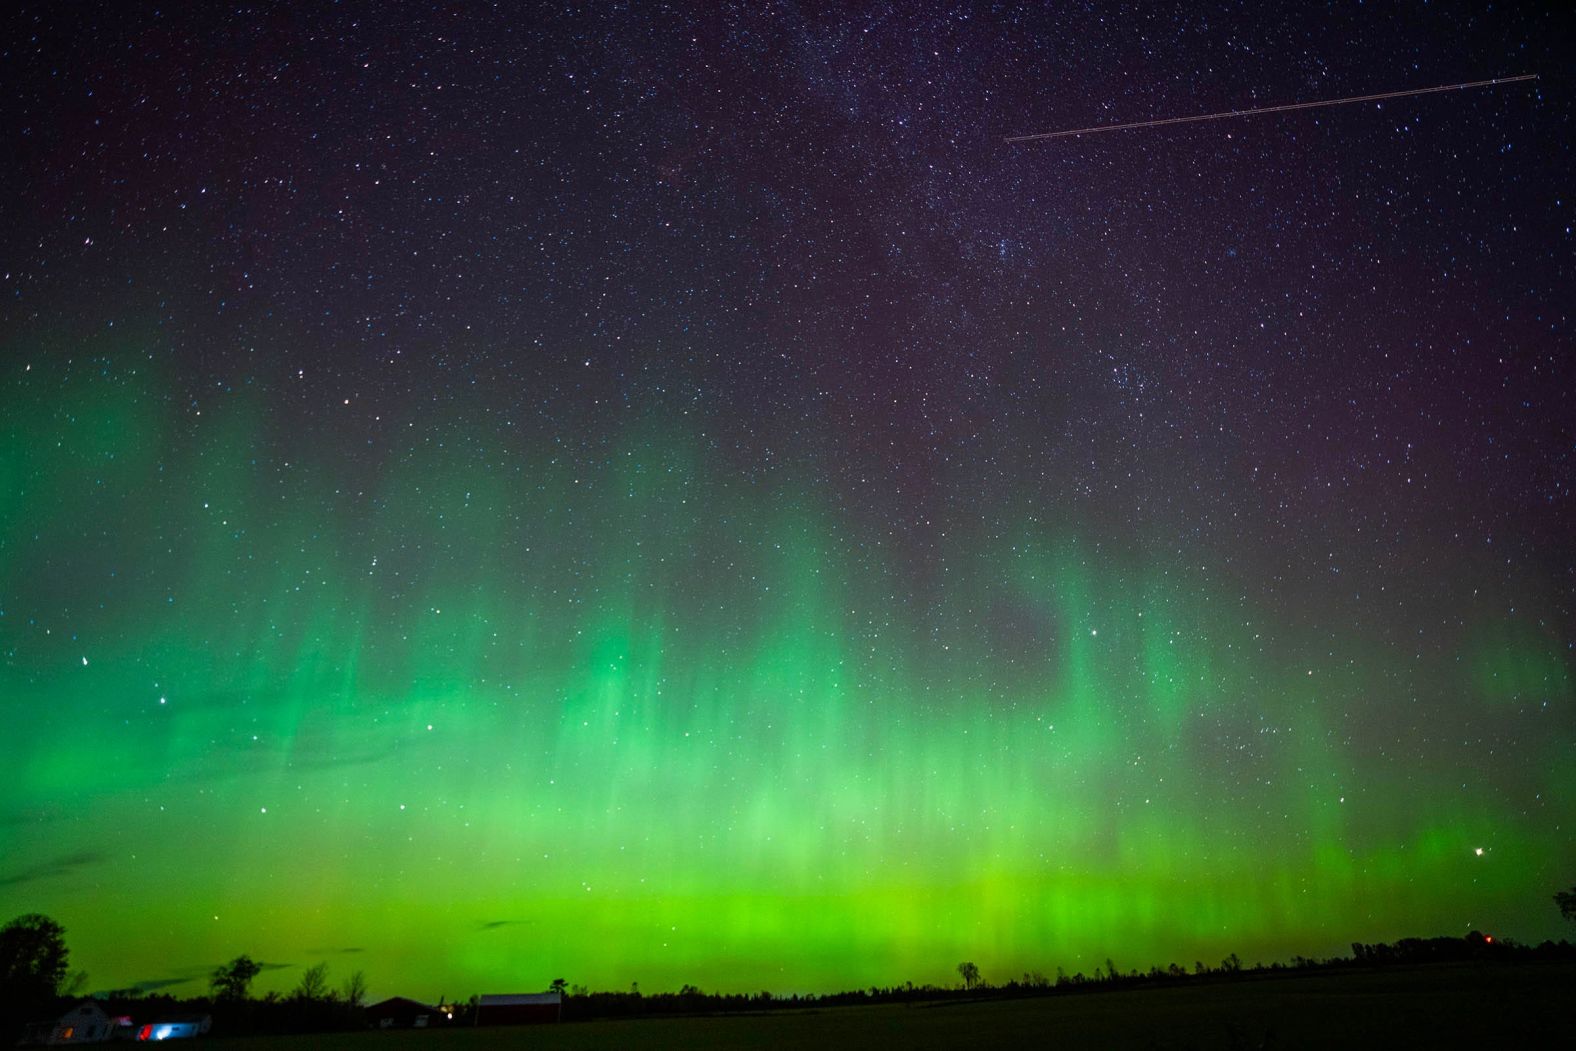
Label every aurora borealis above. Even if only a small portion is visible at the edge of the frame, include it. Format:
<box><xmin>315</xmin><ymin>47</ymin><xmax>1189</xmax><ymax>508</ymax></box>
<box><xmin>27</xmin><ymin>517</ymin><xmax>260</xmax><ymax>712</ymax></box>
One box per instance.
<box><xmin>2</xmin><ymin>2</ymin><xmax>1573</xmax><ymax>1002</ymax></box>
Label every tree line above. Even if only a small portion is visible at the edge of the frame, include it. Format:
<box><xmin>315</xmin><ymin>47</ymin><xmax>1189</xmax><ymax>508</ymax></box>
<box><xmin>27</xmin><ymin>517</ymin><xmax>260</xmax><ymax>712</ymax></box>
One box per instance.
<box><xmin>546</xmin><ymin>929</ymin><xmax>1575</xmax><ymax>1023</ymax></box>
<box><xmin>3</xmin><ymin>883</ymin><xmax>1573</xmax><ymax>1037</ymax></box>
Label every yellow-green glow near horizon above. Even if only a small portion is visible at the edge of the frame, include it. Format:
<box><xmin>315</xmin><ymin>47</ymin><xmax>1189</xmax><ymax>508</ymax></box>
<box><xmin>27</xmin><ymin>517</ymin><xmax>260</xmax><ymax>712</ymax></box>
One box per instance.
<box><xmin>2</xmin><ymin>350</ymin><xmax>1570</xmax><ymax>1001</ymax></box>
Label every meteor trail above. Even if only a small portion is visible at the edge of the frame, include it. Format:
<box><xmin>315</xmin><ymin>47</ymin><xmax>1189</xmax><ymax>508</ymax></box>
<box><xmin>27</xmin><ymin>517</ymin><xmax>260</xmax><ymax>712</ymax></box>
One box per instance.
<box><xmin>1005</xmin><ymin>74</ymin><xmax>1537</xmax><ymax>143</ymax></box>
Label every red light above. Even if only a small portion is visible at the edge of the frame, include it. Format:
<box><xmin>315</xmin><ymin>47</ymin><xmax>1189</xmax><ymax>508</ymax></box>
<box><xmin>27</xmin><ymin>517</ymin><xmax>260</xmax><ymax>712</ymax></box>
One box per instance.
<box><xmin>1485</xmin><ymin>936</ymin><xmax>1494</xmax><ymax>944</ymax></box>
<box><xmin>138</xmin><ymin>1024</ymin><xmax>152</xmax><ymax>1041</ymax></box>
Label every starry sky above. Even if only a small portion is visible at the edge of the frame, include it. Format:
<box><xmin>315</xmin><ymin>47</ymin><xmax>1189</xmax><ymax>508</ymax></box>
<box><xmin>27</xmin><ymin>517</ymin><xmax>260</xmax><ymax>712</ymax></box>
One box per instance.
<box><xmin>2</xmin><ymin>1</ymin><xmax>1572</xmax><ymax>1001</ymax></box>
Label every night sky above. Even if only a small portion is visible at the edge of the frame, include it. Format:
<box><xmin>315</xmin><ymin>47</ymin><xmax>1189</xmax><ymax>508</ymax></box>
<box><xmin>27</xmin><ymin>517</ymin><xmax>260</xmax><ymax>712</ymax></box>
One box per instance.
<box><xmin>2</xmin><ymin>2</ymin><xmax>1572</xmax><ymax>1001</ymax></box>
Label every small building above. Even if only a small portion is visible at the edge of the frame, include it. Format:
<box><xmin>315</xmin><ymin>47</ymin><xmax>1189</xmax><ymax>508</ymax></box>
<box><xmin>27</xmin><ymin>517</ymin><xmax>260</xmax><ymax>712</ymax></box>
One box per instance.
<box><xmin>474</xmin><ymin>992</ymin><xmax>561</xmax><ymax>1025</ymax></box>
<box><xmin>366</xmin><ymin>996</ymin><xmax>443</xmax><ymax>1029</ymax></box>
<box><xmin>20</xmin><ymin>1001</ymin><xmax>128</xmax><ymax>1045</ymax></box>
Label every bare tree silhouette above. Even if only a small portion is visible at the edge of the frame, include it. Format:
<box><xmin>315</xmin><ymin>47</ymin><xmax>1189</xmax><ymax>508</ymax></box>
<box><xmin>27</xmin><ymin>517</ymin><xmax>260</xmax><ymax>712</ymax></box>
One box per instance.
<box><xmin>293</xmin><ymin>962</ymin><xmax>330</xmax><ymax>1001</ymax></box>
<box><xmin>340</xmin><ymin>970</ymin><xmax>368</xmax><ymax>1008</ymax></box>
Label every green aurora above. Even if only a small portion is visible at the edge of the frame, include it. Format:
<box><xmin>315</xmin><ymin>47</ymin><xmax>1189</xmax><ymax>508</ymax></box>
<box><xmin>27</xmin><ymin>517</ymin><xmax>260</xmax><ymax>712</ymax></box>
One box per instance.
<box><xmin>2</xmin><ymin>346</ymin><xmax>1570</xmax><ymax>999</ymax></box>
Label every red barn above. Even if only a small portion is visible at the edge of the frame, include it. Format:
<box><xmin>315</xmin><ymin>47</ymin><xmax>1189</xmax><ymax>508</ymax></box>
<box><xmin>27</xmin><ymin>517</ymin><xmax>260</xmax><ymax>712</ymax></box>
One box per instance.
<box><xmin>474</xmin><ymin>992</ymin><xmax>562</xmax><ymax>1024</ymax></box>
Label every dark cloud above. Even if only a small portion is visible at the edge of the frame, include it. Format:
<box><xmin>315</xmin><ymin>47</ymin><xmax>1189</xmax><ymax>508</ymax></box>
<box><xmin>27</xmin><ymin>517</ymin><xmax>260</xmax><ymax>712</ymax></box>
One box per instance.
<box><xmin>477</xmin><ymin>919</ymin><xmax>531</xmax><ymax>931</ymax></box>
<box><xmin>127</xmin><ymin>976</ymin><xmax>196</xmax><ymax>993</ymax></box>
<box><xmin>205</xmin><ymin>959</ymin><xmax>295</xmax><ymax>974</ymax></box>
<box><xmin>91</xmin><ymin>968</ymin><xmax>209</xmax><ymax>997</ymax></box>
<box><xmin>0</xmin><ymin>849</ymin><xmax>105</xmax><ymax>888</ymax></box>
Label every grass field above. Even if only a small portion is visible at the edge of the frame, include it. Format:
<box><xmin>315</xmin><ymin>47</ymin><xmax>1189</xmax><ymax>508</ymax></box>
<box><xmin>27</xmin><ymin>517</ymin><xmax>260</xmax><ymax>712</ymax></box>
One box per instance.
<box><xmin>213</xmin><ymin>962</ymin><xmax>1576</xmax><ymax>1049</ymax></box>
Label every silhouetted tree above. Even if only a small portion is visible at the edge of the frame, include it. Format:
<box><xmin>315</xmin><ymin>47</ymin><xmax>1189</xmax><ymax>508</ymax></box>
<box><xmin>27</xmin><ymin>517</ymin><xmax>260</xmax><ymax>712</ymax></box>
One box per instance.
<box><xmin>0</xmin><ymin>913</ymin><xmax>71</xmax><ymax>1039</ymax></box>
<box><xmin>293</xmin><ymin>962</ymin><xmax>331</xmax><ymax>1001</ymax></box>
<box><xmin>550</xmin><ymin>978</ymin><xmax>568</xmax><ymax>995</ymax></box>
<box><xmin>1556</xmin><ymin>885</ymin><xmax>1576</xmax><ymax>922</ymax></box>
<box><xmin>212</xmin><ymin>955</ymin><xmax>262</xmax><ymax>1000</ymax></box>
<box><xmin>0</xmin><ymin>914</ymin><xmax>70</xmax><ymax>1005</ymax></box>
<box><xmin>956</xmin><ymin>961</ymin><xmax>981</xmax><ymax>990</ymax></box>
<box><xmin>340</xmin><ymin>969</ymin><xmax>367</xmax><ymax>1008</ymax></box>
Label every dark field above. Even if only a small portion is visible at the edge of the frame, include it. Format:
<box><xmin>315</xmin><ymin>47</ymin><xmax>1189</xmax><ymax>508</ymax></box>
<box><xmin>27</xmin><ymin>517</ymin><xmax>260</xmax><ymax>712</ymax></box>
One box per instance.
<box><xmin>216</xmin><ymin>963</ymin><xmax>1576</xmax><ymax>1049</ymax></box>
